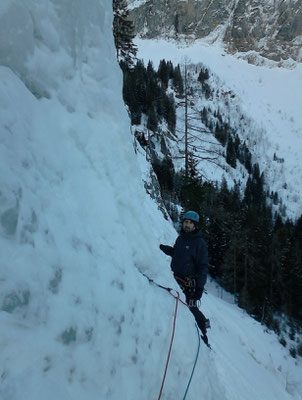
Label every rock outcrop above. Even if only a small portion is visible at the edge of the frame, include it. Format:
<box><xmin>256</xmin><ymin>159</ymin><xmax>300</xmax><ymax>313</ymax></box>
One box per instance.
<box><xmin>128</xmin><ymin>0</ymin><xmax>302</xmax><ymax>62</ymax></box>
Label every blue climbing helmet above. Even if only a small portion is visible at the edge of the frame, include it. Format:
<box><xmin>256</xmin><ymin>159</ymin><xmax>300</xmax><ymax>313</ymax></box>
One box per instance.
<box><xmin>183</xmin><ymin>211</ymin><xmax>199</xmax><ymax>223</ymax></box>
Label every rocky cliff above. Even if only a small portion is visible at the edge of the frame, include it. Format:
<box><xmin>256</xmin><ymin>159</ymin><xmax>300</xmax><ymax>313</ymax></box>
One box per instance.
<box><xmin>128</xmin><ymin>0</ymin><xmax>302</xmax><ymax>63</ymax></box>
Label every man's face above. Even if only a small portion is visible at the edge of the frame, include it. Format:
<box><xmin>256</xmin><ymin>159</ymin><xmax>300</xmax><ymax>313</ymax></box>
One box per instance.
<box><xmin>183</xmin><ymin>219</ymin><xmax>195</xmax><ymax>233</ymax></box>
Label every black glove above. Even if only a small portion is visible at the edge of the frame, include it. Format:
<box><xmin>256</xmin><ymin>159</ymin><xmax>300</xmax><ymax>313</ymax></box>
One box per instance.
<box><xmin>159</xmin><ymin>244</ymin><xmax>164</xmax><ymax>251</ymax></box>
<box><xmin>192</xmin><ymin>287</ymin><xmax>203</xmax><ymax>300</ymax></box>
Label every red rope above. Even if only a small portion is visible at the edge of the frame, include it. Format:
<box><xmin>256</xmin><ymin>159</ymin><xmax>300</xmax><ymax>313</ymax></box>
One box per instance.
<box><xmin>157</xmin><ymin>290</ymin><xmax>180</xmax><ymax>400</ymax></box>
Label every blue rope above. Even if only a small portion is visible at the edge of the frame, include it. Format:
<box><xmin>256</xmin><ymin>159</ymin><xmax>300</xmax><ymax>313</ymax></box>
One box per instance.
<box><xmin>183</xmin><ymin>323</ymin><xmax>201</xmax><ymax>399</ymax></box>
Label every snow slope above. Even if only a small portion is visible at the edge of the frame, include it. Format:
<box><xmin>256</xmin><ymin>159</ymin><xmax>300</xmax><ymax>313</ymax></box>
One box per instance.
<box><xmin>0</xmin><ymin>1</ymin><xmax>301</xmax><ymax>399</ymax></box>
<box><xmin>135</xmin><ymin>38</ymin><xmax>302</xmax><ymax>220</ymax></box>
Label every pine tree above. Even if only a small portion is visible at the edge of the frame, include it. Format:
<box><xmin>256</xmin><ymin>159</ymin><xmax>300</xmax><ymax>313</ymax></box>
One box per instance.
<box><xmin>197</xmin><ymin>67</ymin><xmax>209</xmax><ymax>83</ymax></box>
<box><xmin>113</xmin><ymin>0</ymin><xmax>137</xmax><ymax>66</ymax></box>
<box><xmin>173</xmin><ymin>64</ymin><xmax>184</xmax><ymax>97</ymax></box>
<box><xmin>158</xmin><ymin>59</ymin><xmax>169</xmax><ymax>89</ymax></box>
<box><xmin>152</xmin><ymin>156</ymin><xmax>175</xmax><ymax>195</ymax></box>
<box><xmin>214</xmin><ymin>122</ymin><xmax>227</xmax><ymax>147</ymax></box>
<box><xmin>147</xmin><ymin>107</ymin><xmax>158</xmax><ymax>132</ymax></box>
<box><xmin>226</xmin><ymin>136</ymin><xmax>237</xmax><ymax>168</ymax></box>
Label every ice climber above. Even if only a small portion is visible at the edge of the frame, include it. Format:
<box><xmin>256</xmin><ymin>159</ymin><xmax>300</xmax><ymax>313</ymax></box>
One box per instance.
<box><xmin>160</xmin><ymin>211</ymin><xmax>210</xmax><ymax>345</ymax></box>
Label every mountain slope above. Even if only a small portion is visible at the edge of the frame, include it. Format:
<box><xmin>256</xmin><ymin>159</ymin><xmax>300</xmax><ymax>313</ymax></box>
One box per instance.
<box><xmin>135</xmin><ymin>37</ymin><xmax>302</xmax><ymax>220</ymax></box>
<box><xmin>127</xmin><ymin>0</ymin><xmax>302</xmax><ymax>63</ymax></box>
<box><xmin>0</xmin><ymin>1</ymin><xmax>302</xmax><ymax>399</ymax></box>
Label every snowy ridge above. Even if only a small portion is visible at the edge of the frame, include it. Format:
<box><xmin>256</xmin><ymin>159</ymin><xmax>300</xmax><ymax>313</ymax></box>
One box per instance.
<box><xmin>0</xmin><ymin>1</ymin><xmax>302</xmax><ymax>399</ymax></box>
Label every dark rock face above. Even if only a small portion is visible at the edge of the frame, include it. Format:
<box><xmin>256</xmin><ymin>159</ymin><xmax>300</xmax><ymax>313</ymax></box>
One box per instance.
<box><xmin>128</xmin><ymin>0</ymin><xmax>302</xmax><ymax>62</ymax></box>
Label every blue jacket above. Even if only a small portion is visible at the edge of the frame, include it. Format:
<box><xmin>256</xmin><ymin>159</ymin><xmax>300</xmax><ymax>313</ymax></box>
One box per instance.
<box><xmin>160</xmin><ymin>229</ymin><xmax>208</xmax><ymax>289</ymax></box>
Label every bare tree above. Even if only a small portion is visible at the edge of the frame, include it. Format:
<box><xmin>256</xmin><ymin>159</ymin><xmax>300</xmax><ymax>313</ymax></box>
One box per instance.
<box><xmin>177</xmin><ymin>58</ymin><xmax>223</xmax><ymax>179</ymax></box>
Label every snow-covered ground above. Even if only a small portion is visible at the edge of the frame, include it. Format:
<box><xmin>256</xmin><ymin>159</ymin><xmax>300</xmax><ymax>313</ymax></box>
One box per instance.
<box><xmin>127</xmin><ymin>0</ymin><xmax>149</xmax><ymax>10</ymax></box>
<box><xmin>135</xmin><ymin>38</ymin><xmax>302</xmax><ymax>220</ymax></box>
<box><xmin>0</xmin><ymin>1</ymin><xmax>302</xmax><ymax>399</ymax></box>
<box><xmin>205</xmin><ymin>279</ymin><xmax>302</xmax><ymax>400</ymax></box>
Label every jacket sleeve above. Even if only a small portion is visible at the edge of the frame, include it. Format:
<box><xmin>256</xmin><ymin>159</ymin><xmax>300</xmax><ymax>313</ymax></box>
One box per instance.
<box><xmin>160</xmin><ymin>244</ymin><xmax>175</xmax><ymax>257</ymax></box>
<box><xmin>194</xmin><ymin>240</ymin><xmax>209</xmax><ymax>289</ymax></box>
